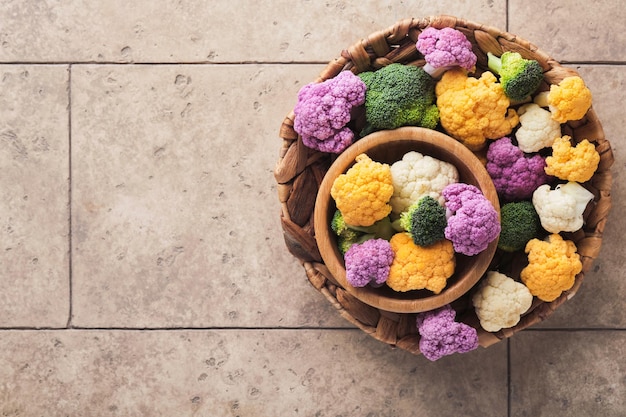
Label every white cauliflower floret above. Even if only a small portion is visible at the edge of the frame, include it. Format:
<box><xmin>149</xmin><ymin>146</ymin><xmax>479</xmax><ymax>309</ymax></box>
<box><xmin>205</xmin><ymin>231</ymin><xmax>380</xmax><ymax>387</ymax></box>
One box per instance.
<box><xmin>389</xmin><ymin>151</ymin><xmax>459</xmax><ymax>214</ymax></box>
<box><xmin>532</xmin><ymin>182</ymin><xmax>594</xmax><ymax>233</ymax></box>
<box><xmin>515</xmin><ymin>103</ymin><xmax>562</xmax><ymax>153</ymax></box>
<box><xmin>472</xmin><ymin>271</ymin><xmax>533</xmax><ymax>332</ymax></box>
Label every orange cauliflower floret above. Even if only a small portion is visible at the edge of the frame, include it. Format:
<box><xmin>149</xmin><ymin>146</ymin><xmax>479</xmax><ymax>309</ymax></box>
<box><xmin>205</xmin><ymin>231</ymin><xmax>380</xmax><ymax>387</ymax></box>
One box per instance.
<box><xmin>545</xmin><ymin>135</ymin><xmax>600</xmax><ymax>182</ymax></box>
<box><xmin>436</xmin><ymin>68</ymin><xmax>519</xmax><ymax>151</ymax></box>
<box><xmin>520</xmin><ymin>234</ymin><xmax>582</xmax><ymax>302</ymax></box>
<box><xmin>535</xmin><ymin>76</ymin><xmax>592</xmax><ymax>123</ymax></box>
<box><xmin>387</xmin><ymin>232</ymin><xmax>455</xmax><ymax>293</ymax></box>
<box><xmin>330</xmin><ymin>153</ymin><xmax>393</xmax><ymax>227</ymax></box>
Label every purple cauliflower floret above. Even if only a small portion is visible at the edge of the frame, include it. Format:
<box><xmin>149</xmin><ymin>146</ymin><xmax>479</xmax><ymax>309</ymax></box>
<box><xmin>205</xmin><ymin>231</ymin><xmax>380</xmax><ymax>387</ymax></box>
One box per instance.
<box><xmin>294</xmin><ymin>71</ymin><xmax>366</xmax><ymax>154</ymax></box>
<box><xmin>416</xmin><ymin>27</ymin><xmax>477</xmax><ymax>79</ymax></box>
<box><xmin>344</xmin><ymin>238</ymin><xmax>394</xmax><ymax>288</ymax></box>
<box><xmin>442</xmin><ymin>183</ymin><xmax>501</xmax><ymax>256</ymax></box>
<box><xmin>416</xmin><ymin>304</ymin><xmax>479</xmax><ymax>361</ymax></box>
<box><xmin>486</xmin><ymin>137</ymin><xmax>550</xmax><ymax>201</ymax></box>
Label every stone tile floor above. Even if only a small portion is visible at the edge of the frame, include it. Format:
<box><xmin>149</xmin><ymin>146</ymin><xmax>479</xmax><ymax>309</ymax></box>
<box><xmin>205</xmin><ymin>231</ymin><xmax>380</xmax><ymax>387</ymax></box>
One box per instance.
<box><xmin>0</xmin><ymin>1</ymin><xmax>624</xmax><ymax>416</ymax></box>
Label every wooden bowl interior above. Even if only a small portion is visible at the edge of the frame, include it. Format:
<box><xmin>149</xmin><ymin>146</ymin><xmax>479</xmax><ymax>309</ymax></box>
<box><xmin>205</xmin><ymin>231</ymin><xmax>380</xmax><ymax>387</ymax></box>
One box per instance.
<box><xmin>314</xmin><ymin>127</ymin><xmax>500</xmax><ymax>313</ymax></box>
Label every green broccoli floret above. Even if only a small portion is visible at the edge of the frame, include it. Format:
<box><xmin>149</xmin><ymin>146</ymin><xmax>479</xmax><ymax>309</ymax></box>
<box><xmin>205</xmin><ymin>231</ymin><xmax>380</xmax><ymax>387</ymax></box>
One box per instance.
<box><xmin>487</xmin><ymin>51</ymin><xmax>544</xmax><ymax>102</ymax></box>
<box><xmin>330</xmin><ymin>209</ymin><xmax>350</xmax><ymax>236</ymax></box>
<box><xmin>396</xmin><ymin>196</ymin><xmax>447</xmax><ymax>247</ymax></box>
<box><xmin>330</xmin><ymin>209</ymin><xmax>395</xmax><ymax>255</ymax></box>
<box><xmin>336</xmin><ymin>229</ymin><xmax>364</xmax><ymax>255</ymax></box>
<box><xmin>498</xmin><ymin>201</ymin><xmax>541</xmax><ymax>252</ymax></box>
<box><xmin>358</xmin><ymin>63</ymin><xmax>439</xmax><ymax>134</ymax></box>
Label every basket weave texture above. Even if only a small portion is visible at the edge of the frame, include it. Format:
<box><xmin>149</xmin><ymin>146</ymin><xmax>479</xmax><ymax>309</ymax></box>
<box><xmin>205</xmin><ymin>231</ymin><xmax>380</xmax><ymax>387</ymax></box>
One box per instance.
<box><xmin>274</xmin><ymin>15</ymin><xmax>614</xmax><ymax>353</ymax></box>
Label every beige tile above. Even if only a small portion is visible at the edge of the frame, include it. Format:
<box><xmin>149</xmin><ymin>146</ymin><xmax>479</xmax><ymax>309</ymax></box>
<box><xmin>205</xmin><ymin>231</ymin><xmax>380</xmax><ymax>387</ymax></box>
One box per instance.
<box><xmin>534</xmin><ymin>65</ymin><xmax>626</xmax><ymax>329</ymax></box>
<box><xmin>510</xmin><ymin>331</ymin><xmax>626</xmax><ymax>417</ymax></box>
<box><xmin>0</xmin><ymin>0</ymin><xmax>506</xmax><ymax>63</ymax></box>
<box><xmin>70</xmin><ymin>63</ymin><xmax>351</xmax><ymax>328</ymax></box>
<box><xmin>578</xmin><ymin>65</ymin><xmax>626</xmax><ymax>152</ymax></box>
<box><xmin>509</xmin><ymin>0</ymin><xmax>626</xmax><ymax>62</ymax></box>
<box><xmin>0</xmin><ymin>329</ymin><xmax>507</xmax><ymax>416</ymax></box>
<box><xmin>0</xmin><ymin>65</ymin><xmax>69</xmax><ymax>327</ymax></box>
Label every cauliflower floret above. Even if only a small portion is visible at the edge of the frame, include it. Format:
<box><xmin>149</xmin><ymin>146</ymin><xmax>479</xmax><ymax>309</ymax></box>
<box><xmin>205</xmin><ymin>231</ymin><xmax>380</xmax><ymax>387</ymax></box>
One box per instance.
<box><xmin>416</xmin><ymin>27</ymin><xmax>477</xmax><ymax>78</ymax></box>
<box><xmin>515</xmin><ymin>103</ymin><xmax>562</xmax><ymax>153</ymax></box>
<box><xmin>521</xmin><ymin>234</ymin><xmax>582</xmax><ymax>302</ymax></box>
<box><xmin>389</xmin><ymin>150</ymin><xmax>459</xmax><ymax>214</ymax></box>
<box><xmin>294</xmin><ymin>71</ymin><xmax>367</xmax><ymax>153</ymax></box>
<box><xmin>535</xmin><ymin>76</ymin><xmax>592</xmax><ymax>123</ymax></box>
<box><xmin>532</xmin><ymin>182</ymin><xmax>594</xmax><ymax>234</ymax></box>
<box><xmin>442</xmin><ymin>183</ymin><xmax>501</xmax><ymax>256</ymax></box>
<box><xmin>331</xmin><ymin>153</ymin><xmax>394</xmax><ymax>227</ymax></box>
<box><xmin>344</xmin><ymin>238</ymin><xmax>394</xmax><ymax>288</ymax></box>
<box><xmin>486</xmin><ymin>136</ymin><xmax>550</xmax><ymax>202</ymax></box>
<box><xmin>387</xmin><ymin>233</ymin><xmax>455</xmax><ymax>293</ymax></box>
<box><xmin>416</xmin><ymin>305</ymin><xmax>479</xmax><ymax>361</ymax></box>
<box><xmin>436</xmin><ymin>68</ymin><xmax>519</xmax><ymax>151</ymax></box>
<box><xmin>472</xmin><ymin>271</ymin><xmax>533</xmax><ymax>332</ymax></box>
<box><xmin>545</xmin><ymin>136</ymin><xmax>600</xmax><ymax>183</ymax></box>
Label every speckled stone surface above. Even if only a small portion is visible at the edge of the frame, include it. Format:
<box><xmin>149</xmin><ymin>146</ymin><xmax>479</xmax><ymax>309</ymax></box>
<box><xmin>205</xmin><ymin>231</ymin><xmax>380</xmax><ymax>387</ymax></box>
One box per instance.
<box><xmin>0</xmin><ymin>65</ymin><xmax>70</xmax><ymax>327</ymax></box>
<box><xmin>509</xmin><ymin>0</ymin><xmax>626</xmax><ymax>62</ymax></box>
<box><xmin>0</xmin><ymin>329</ymin><xmax>508</xmax><ymax>416</ymax></box>
<box><xmin>0</xmin><ymin>0</ymin><xmax>625</xmax><ymax>415</ymax></box>
<box><xmin>510</xmin><ymin>331</ymin><xmax>626</xmax><ymax>417</ymax></box>
<box><xmin>70</xmin><ymin>64</ymin><xmax>350</xmax><ymax>328</ymax></box>
<box><xmin>0</xmin><ymin>0</ymin><xmax>506</xmax><ymax>63</ymax></box>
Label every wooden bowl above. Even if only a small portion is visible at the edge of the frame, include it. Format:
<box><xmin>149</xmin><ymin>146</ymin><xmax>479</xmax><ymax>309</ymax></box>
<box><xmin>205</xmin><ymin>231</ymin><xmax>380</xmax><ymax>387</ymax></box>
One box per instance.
<box><xmin>314</xmin><ymin>126</ymin><xmax>500</xmax><ymax>313</ymax></box>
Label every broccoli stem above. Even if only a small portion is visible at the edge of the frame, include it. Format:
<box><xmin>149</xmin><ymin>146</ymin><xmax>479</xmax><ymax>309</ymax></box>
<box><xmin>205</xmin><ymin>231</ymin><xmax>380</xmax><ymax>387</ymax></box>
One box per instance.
<box><xmin>487</xmin><ymin>52</ymin><xmax>503</xmax><ymax>75</ymax></box>
<box><xmin>347</xmin><ymin>217</ymin><xmax>395</xmax><ymax>241</ymax></box>
<box><xmin>391</xmin><ymin>218</ymin><xmax>406</xmax><ymax>233</ymax></box>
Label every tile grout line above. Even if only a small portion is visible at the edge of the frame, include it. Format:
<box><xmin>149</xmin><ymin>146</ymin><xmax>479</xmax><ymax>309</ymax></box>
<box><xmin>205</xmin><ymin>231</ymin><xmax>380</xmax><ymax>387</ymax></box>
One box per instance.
<box><xmin>0</xmin><ymin>327</ymin><xmax>363</xmax><ymax>332</ymax></box>
<box><xmin>66</xmin><ymin>63</ymin><xmax>73</xmax><ymax>329</ymax></box>
<box><xmin>1</xmin><ymin>327</ymin><xmax>624</xmax><ymax>332</ymax></box>
<box><xmin>1</xmin><ymin>60</ymin><xmax>625</xmax><ymax>66</ymax></box>
<box><xmin>507</xmin><ymin>339</ymin><xmax>512</xmax><ymax>417</ymax></box>
<box><xmin>505</xmin><ymin>0</ymin><xmax>510</xmax><ymax>32</ymax></box>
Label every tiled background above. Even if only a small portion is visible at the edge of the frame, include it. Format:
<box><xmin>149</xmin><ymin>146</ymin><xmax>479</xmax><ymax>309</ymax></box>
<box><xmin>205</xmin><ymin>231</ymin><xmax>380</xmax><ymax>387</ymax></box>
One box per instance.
<box><xmin>1</xmin><ymin>1</ymin><xmax>624</xmax><ymax>416</ymax></box>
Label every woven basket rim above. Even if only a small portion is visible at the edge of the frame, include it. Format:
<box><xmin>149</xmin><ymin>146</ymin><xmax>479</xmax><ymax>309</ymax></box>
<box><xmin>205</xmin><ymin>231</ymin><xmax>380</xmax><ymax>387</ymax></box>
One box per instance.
<box><xmin>274</xmin><ymin>15</ymin><xmax>614</xmax><ymax>354</ymax></box>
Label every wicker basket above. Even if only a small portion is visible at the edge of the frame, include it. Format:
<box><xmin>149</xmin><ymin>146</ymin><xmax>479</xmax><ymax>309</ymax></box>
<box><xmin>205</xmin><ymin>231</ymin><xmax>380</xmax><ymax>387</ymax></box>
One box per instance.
<box><xmin>274</xmin><ymin>15</ymin><xmax>614</xmax><ymax>353</ymax></box>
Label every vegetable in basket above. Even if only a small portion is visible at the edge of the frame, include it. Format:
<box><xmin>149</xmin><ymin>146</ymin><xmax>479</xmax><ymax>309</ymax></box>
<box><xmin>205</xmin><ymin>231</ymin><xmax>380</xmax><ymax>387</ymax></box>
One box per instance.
<box><xmin>472</xmin><ymin>271</ymin><xmax>533</xmax><ymax>332</ymax></box>
<box><xmin>520</xmin><ymin>233</ymin><xmax>582</xmax><ymax>302</ymax></box>
<box><xmin>534</xmin><ymin>75</ymin><xmax>593</xmax><ymax>123</ymax></box>
<box><xmin>435</xmin><ymin>68</ymin><xmax>519</xmax><ymax>151</ymax></box>
<box><xmin>497</xmin><ymin>201</ymin><xmax>541</xmax><ymax>253</ymax></box>
<box><xmin>387</xmin><ymin>233</ymin><xmax>455</xmax><ymax>293</ymax></box>
<box><xmin>532</xmin><ymin>182</ymin><xmax>594</xmax><ymax>234</ymax></box>
<box><xmin>344</xmin><ymin>238</ymin><xmax>394</xmax><ymax>288</ymax></box>
<box><xmin>415</xmin><ymin>26</ymin><xmax>477</xmax><ymax>79</ymax></box>
<box><xmin>358</xmin><ymin>63</ymin><xmax>439</xmax><ymax>135</ymax></box>
<box><xmin>394</xmin><ymin>196</ymin><xmax>447</xmax><ymax>247</ymax></box>
<box><xmin>442</xmin><ymin>183</ymin><xmax>501</xmax><ymax>256</ymax></box>
<box><xmin>330</xmin><ymin>153</ymin><xmax>394</xmax><ymax>227</ymax></box>
<box><xmin>514</xmin><ymin>103</ymin><xmax>562</xmax><ymax>153</ymax></box>
<box><xmin>389</xmin><ymin>150</ymin><xmax>459</xmax><ymax>214</ymax></box>
<box><xmin>487</xmin><ymin>51</ymin><xmax>544</xmax><ymax>102</ymax></box>
<box><xmin>486</xmin><ymin>136</ymin><xmax>550</xmax><ymax>202</ymax></box>
<box><xmin>293</xmin><ymin>71</ymin><xmax>366</xmax><ymax>153</ymax></box>
<box><xmin>416</xmin><ymin>304</ymin><xmax>479</xmax><ymax>361</ymax></box>
<box><xmin>545</xmin><ymin>136</ymin><xmax>600</xmax><ymax>183</ymax></box>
